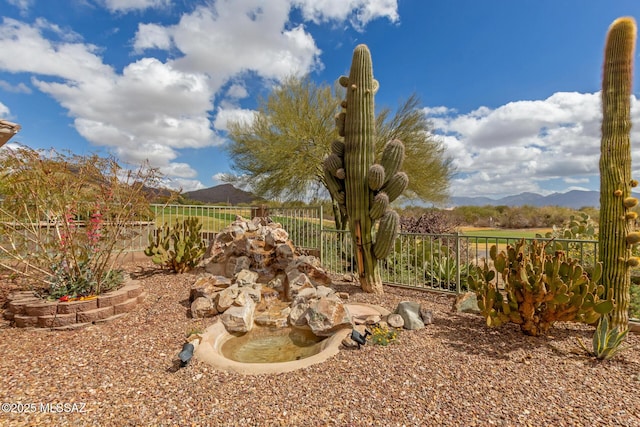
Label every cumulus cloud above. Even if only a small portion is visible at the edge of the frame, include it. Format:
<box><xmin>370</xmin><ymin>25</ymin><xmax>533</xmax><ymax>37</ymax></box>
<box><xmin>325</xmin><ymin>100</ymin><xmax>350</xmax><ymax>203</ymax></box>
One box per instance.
<box><xmin>101</xmin><ymin>0</ymin><xmax>170</xmax><ymax>13</ymax></box>
<box><xmin>0</xmin><ymin>80</ymin><xmax>31</xmax><ymax>93</ymax></box>
<box><xmin>0</xmin><ymin>1</ymin><xmax>399</xmax><ymax>188</ymax></box>
<box><xmin>6</xmin><ymin>0</ymin><xmax>33</xmax><ymax>14</ymax></box>
<box><xmin>0</xmin><ymin>101</ymin><xmax>9</xmax><ymax>117</ymax></box>
<box><xmin>292</xmin><ymin>0</ymin><xmax>399</xmax><ymax>30</ymax></box>
<box><xmin>213</xmin><ymin>107</ymin><xmax>257</xmax><ymax>132</ymax></box>
<box><xmin>426</xmin><ymin>91</ymin><xmax>640</xmax><ymax>198</ymax></box>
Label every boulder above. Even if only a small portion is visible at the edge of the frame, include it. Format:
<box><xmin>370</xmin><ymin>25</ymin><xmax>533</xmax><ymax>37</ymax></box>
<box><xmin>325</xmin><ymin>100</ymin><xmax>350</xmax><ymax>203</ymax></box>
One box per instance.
<box><xmin>387</xmin><ymin>313</ymin><xmax>405</xmax><ymax>329</ymax></box>
<box><xmin>221</xmin><ymin>298</ymin><xmax>255</xmax><ymax>333</ymax></box>
<box><xmin>454</xmin><ymin>292</ymin><xmax>480</xmax><ymax>314</ymax></box>
<box><xmin>235</xmin><ymin>269</ymin><xmax>259</xmax><ymax>287</ymax></box>
<box><xmin>420</xmin><ymin>305</ymin><xmax>434</xmax><ymax>325</ymax></box>
<box><xmin>395</xmin><ymin>301</ymin><xmax>424</xmax><ymax>330</ymax></box>
<box><xmin>191</xmin><ymin>297</ymin><xmax>218</xmax><ymax>318</ymax></box>
<box><xmin>217</xmin><ymin>284</ymin><xmax>240</xmax><ymax>312</ymax></box>
<box><xmin>305</xmin><ymin>297</ymin><xmax>352</xmax><ymax>337</ymax></box>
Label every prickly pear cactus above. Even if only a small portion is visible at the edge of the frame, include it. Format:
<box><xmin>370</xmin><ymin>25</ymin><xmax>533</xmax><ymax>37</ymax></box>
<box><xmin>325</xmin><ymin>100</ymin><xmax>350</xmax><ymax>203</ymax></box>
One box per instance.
<box><xmin>323</xmin><ymin>44</ymin><xmax>408</xmax><ymax>294</ymax></box>
<box><xmin>599</xmin><ymin>17</ymin><xmax>638</xmax><ymax>331</ymax></box>
<box><xmin>468</xmin><ymin>240</ymin><xmax>613</xmax><ymax>336</ymax></box>
<box><xmin>144</xmin><ymin>217</ymin><xmax>206</xmax><ymax>273</ymax></box>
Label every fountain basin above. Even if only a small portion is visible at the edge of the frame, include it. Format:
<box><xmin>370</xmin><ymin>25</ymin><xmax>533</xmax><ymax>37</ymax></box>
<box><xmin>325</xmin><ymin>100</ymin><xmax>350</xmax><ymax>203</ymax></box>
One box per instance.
<box><xmin>195</xmin><ymin>303</ymin><xmax>390</xmax><ymax>375</ymax></box>
<box><xmin>196</xmin><ymin>320</ymin><xmax>350</xmax><ymax>375</ymax></box>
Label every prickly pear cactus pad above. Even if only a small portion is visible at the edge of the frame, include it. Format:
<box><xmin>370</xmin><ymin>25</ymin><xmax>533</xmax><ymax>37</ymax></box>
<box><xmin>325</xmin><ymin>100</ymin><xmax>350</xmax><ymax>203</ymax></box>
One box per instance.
<box><xmin>323</xmin><ymin>44</ymin><xmax>408</xmax><ymax>294</ymax></box>
<box><xmin>599</xmin><ymin>17</ymin><xmax>637</xmax><ymax>331</ymax></box>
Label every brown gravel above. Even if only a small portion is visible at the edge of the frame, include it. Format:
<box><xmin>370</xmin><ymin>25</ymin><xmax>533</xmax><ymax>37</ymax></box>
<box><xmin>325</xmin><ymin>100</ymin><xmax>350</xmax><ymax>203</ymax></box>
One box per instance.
<box><xmin>1</xmin><ymin>260</ymin><xmax>640</xmax><ymax>427</ymax></box>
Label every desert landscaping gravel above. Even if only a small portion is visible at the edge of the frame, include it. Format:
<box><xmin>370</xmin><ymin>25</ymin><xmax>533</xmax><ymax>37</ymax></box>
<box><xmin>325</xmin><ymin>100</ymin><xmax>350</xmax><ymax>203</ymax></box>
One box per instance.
<box><xmin>1</xmin><ymin>260</ymin><xmax>639</xmax><ymax>427</ymax></box>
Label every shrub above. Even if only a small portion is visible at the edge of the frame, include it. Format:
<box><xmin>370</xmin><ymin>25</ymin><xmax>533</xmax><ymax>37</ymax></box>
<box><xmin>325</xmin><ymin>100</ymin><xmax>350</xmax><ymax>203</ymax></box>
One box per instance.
<box><xmin>0</xmin><ymin>145</ymin><xmax>167</xmax><ymax>298</ymax></box>
<box><xmin>577</xmin><ymin>315</ymin><xmax>629</xmax><ymax>360</ymax></box>
<box><xmin>468</xmin><ymin>239</ymin><xmax>613</xmax><ymax>336</ymax></box>
<box><xmin>145</xmin><ymin>217</ymin><xmax>206</xmax><ymax>273</ymax></box>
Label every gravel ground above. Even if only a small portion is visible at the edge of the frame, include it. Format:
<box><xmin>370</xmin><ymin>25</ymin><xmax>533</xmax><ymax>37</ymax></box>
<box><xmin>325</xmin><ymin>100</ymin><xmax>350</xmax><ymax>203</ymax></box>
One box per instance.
<box><xmin>1</xmin><ymin>260</ymin><xmax>640</xmax><ymax>427</ymax></box>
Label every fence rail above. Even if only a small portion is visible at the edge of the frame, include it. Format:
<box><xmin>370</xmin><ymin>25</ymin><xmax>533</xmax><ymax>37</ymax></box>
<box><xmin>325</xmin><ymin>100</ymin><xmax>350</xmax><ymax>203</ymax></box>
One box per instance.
<box><xmin>0</xmin><ymin>202</ymin><xmax>606</xmax><ymax>294</ymax></box>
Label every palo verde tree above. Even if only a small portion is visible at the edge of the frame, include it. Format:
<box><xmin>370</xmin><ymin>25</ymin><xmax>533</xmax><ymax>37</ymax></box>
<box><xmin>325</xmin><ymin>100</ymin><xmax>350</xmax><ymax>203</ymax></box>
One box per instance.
<box><xmin>598</xmin><ymin>16</ymin><xmax>638</xmax><ymax>332</ymax></box>
<box><xmin>224</xmin><ymin>76</ymin><xmax>452</xmax><ymax>229</ymax></box>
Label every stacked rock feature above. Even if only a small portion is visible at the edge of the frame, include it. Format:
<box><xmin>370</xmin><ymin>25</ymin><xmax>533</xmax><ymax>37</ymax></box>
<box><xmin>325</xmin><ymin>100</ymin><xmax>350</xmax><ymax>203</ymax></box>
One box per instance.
<box><xmin>190</xmin><ymin>216</ymin><xmax>353</xmax><ymax>335</ymax></box>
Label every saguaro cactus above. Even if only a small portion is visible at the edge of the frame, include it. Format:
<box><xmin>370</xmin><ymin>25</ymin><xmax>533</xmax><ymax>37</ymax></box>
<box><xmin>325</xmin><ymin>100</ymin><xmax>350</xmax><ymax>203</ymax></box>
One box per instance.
<box><xmin>599</xmin><ymin>17</ymin><xmax>637</xmax><ymax>331</ymax></box>
<box><xmin>323</xmin><ymin>44</ymin><xmax>407</xmax><ymax>294</ymax></box>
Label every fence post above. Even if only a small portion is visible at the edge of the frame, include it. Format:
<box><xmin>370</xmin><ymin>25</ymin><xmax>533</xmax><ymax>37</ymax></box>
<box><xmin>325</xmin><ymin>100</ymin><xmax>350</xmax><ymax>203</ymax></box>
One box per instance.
<box><xmin>455</xmin><ymin>232</ymin><xmax>461</xmax><ymax>293</ymax></box>
<box><xmin>319</xmin><ymin>205</ymin><xmax>324</xmax><ymax>265</ymax></box>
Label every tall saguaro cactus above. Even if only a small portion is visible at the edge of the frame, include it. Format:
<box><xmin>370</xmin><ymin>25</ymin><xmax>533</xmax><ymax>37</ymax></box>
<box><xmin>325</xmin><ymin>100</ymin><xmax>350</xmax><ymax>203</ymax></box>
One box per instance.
<box><xmin>323</xmin><ymin>44</ymin><xmax>408</xmax><ymax>294</ymax></box>
<box><xmin>599</xmin><ymin>17</ymin><xmax>637</xmax><ymax>331</ymax></box>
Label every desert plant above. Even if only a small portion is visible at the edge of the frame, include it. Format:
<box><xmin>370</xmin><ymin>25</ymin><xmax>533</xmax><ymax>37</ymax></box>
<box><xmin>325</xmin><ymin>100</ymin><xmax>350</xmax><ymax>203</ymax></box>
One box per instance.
<box><xmin>368</xmin><ymin>324</ymin><xmax>399</xmax><ymax>346</ymax></box>
<box><xmin>424</xmin><ymin>245</ymin><xmax>473</xmax><ymax>291</ymax></box>
<box><xmin>468</xmin><ymin>239</ymin><xmax>613</xmax><ymax>336</ymax></box>
<box><xmin>598</xmin><ymin>17</ymin><xmax>638</xmax><ymax>332</ymax></box>
<box><xmin>577</xmin><ymin>315</ymin><xmax>629</xmax><ymax>360</ymax></box>
<box><xmin>145</xmin><ymin>217</ymin><xmax>206</xmax><ymax>273</ymax></box>
<box><xmin>322</xmin><ymin>44</ymin><xmax>408</xmax><ymax>294</ymax></box>
<box><xmin>0</xmin><ymin>145</ymin><xmax>163</xmax><ymax>298</ymax></box>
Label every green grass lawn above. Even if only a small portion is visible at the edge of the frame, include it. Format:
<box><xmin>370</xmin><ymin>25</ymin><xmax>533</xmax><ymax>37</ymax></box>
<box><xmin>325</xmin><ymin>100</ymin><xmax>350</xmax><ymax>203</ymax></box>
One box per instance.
<box><xmin>460</xmin><ymin>227</ymin><xmax>551</xmax><ymax>242</ymax></box>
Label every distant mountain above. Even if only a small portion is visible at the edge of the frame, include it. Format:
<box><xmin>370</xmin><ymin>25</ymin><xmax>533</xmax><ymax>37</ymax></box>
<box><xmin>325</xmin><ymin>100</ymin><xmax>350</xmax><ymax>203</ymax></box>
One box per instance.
<box><xmin>183</xmin><ymin>184</ymin><xmax>262</xmax><ymax>205</ymax></box>
<box><xmin>449</xmin><ymin>190</ymin><xmax>601</xmax><ymax>209</ymax></box>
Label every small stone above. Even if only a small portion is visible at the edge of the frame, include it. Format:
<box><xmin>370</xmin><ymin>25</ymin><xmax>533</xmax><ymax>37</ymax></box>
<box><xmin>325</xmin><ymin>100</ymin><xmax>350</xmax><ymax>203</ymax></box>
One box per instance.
<box><xmin>387</xmin><ymin>313</ymin><xmax>404</xmax><ymax>328</ymax></box>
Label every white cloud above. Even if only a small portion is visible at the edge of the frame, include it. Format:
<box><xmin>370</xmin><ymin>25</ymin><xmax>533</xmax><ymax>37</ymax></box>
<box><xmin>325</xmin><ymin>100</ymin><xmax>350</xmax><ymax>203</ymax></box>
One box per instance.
<box><xmin>6</xmin><ymin>0</ymin><xmax>33</xmax><ymax>14</ymax></box>
<box><xmin>213</xmin><ymin>107</ymin><xmax>257</xmax><ymax>132</ymax></box>
<box><xmin>132</xmin><ymin>23</ymin><xmax>172</xmax><ymax>53</ymax></box>
<box><xmin>0</xmin><ymin>80</ymin><xmax>31</xmax><ymax>93</ymax></box>
<box><xmin>101</xmin><ymin>0</ymin><xmax>170</xmax><ymax>13</ymax></box>
<box><xmin>0</xmin><ymin>1</ymin><xmax>399</xmax><ymax>186</ymax></box>
<box><xmin>292</xmin><ymin>0</ymin><xmax>399</xmax><ymax>30</ymax></box>
<box><xmin>0</xmin><ymin>102</ymin><xmax>9</xmax><ymax>117</ymax></box>
<box><xmin>426</xmin><ymin>91</ymin><xmax>627</xmax><ymax>198</ymax></box>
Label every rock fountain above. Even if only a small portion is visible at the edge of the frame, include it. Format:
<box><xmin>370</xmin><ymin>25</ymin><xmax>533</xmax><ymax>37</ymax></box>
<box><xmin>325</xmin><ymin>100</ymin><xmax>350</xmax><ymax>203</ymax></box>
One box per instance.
<box><xmin>187</xmin><ymin>215</ymin><xmax>390</xmax><ymax>374</ymax></box>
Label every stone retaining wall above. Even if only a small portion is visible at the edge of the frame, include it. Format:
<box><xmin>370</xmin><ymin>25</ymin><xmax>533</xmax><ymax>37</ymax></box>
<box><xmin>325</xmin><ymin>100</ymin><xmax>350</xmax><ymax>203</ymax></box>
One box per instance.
<box><xmin>2</xmin><ymin>280</ymin><xmax>146</xmax><ymax>329</ymax></box>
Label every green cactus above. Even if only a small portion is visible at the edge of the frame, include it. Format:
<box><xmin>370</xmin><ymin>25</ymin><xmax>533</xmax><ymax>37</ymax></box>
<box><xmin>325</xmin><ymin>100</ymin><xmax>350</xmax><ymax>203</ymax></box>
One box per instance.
<box><xmin>144</xmin><ymin>217</ymin><xmax>206</xmax><ymax>273</ymax></box>
<box><xmin>468</xmin><ymin>239</ymin><xmax>613</xmax><ymax>336</ymax></box>
<box><xmin>322</xmin><ymin>44</ymin><xmax>407</xmax><ymax>294</ymax></box>
<box><xmin>599</xmin><ymin>17</ymin><xmax>637</xmax><ymax>331</ymax></box>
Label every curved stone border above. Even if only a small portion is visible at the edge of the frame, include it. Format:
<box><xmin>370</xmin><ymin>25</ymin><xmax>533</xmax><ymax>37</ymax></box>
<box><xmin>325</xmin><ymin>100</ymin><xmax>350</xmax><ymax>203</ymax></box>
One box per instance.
<box><xmin>196</xmin><ymin>320</ymin><xmax>351</xmax><ymax>375</ymax></box>
<box><xmin>2</xmin><ymin>280</ymin><xmax>147</xmax><ymax>329</ymax></box>
<box><xmin>196</xmin><ymin>303</ymin><xmax>390</xmax><ymax>375</ymax></box>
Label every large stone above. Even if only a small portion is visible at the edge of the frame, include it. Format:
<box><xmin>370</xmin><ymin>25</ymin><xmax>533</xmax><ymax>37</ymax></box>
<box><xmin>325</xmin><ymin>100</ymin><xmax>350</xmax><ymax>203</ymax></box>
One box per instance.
<box><xmin>254</xmin><ymin>305</ymin><xmax>291</xmax><ymax>328</ymax></box>
<box><xmin>305</xmin><ymin>297</ymin><xmax>352</xmax><ymax>337</ymax></box>
<box><xmin>288</xmin><ymin>301</ymin><xmax>310</xmax><ymax>327</ymax></box>
<box><xmin>57</xmin><ymin>298</ymin><xmax>98</xmax><ymax>314</ymax></box>
<box><xmin>76</xmin><ymin>306</ymin><xmax>115</xmax><ymax>323</ymax></box>
<box><xmin>286</xmin><ymin>269</ymin><xmax>314</xmax><ymax>297</ymax></box>
<box><xmin>395</xmin><ymin>301</ymin><xmax>424</xmax><ymax>330</ymax></box>
<box><xmin>221</xmin><ymin>298</ymin><xmax>255</xmax><ymax>333</ymax></box>
<box><xmin>235</xmin><ymin>269</ymin><xmax>259</xmax><ymax>287</ymax></box>
<box><xmin>37</xmin><ymin>312</ymin><xmax>77</xmax><ymax>328</ymax></box>
<box><xmin>217</xmin><ymin>284</ymin><xmax>240</xmax><ymax>312</ymax></box>
<box><xmin>387</xmin><ymin>313</ymin><xmax>405</xmax><ymax>328</ymax></box>
<box><xmin>265</xmin><ymin>228</ymin><xmax>289</xmax><ymax>250</ymax></box>
<box><xmin>420</xmin><ymin>306</ymin><xmax>434</xmax><ymax>325</ymax></box>
<box><xmin>216</xmin><ymin>225</ymin><xmax>245</xmax><ymax>243</ymax></box>
<box><xmin>454</xmin><ymin>292</ymin><xmax>480</xmax><ymax>314</ymax></box>
<box><xmin>225</xmin><ymin>256</ymin><xmax>251</xmax><ymax>277</ymax></box>
<box><xmin>191</xmin><ymin>297</ymin><xmax>219</xmax><ymax>318</ymax></box>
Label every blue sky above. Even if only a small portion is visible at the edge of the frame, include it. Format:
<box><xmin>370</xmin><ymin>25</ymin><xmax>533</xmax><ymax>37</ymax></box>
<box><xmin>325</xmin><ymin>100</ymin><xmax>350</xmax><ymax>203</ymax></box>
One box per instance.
<box><xmin>1</xmin><ymin>0</ymin><xmax>640</xmax><ymax>201</ymax></box>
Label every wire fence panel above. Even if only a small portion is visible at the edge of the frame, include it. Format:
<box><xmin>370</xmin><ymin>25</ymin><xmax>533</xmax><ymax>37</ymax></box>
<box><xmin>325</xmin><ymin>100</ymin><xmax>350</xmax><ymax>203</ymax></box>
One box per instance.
<box><xmin>148</xmin><ymin>204</ymin><xmax>322</xmax><ymax>252</ymax></box>
<box><xmin>320</xmin><ymin>229</ymin><xmax>600</xmax><ymax>295</ymax></box>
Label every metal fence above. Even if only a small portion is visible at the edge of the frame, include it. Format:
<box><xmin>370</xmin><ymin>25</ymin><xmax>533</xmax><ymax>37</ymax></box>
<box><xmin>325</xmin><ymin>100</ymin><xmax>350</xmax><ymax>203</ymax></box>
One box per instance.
<box><xmin>148</xmin><ymin>204</ymin><xmax>601</xmax><ymax>295</ymax></box>
<box><xmin>149</xmin><ymin>204</ymin><xmax>323</xmax><ymax>251</ymax></box>
<box><xmin>320</xmin><ymin>229</ymin><xmax>600</xmax><ymax>294</ymax></box>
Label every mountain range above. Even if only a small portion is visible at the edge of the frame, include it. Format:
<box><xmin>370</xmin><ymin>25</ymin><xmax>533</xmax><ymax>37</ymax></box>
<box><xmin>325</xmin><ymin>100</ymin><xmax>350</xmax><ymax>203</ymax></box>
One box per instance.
<box><xmin>184</xmin><ymin>185</ymin><xmax>609</xmax><ymax>210</ymax></box>
<box><xmin>183</xmin><ymin>183</ymin><xmax>263</xmax><ymax>205</ymax></box>
<box><xmin>449</xmin><ymin>190</ymin><xmax>601</xmax><ymax>209</ymax></box>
